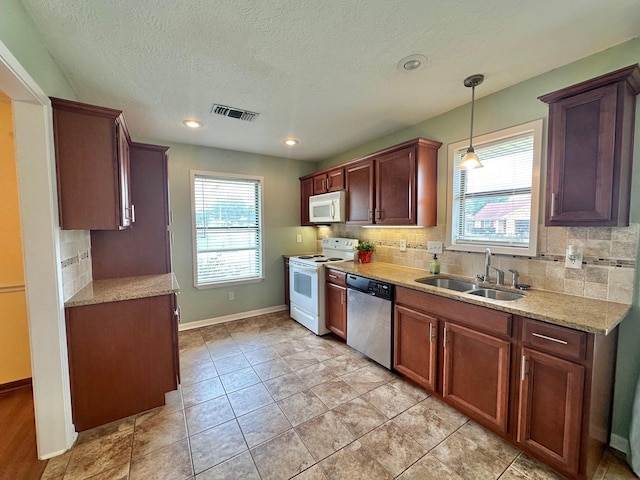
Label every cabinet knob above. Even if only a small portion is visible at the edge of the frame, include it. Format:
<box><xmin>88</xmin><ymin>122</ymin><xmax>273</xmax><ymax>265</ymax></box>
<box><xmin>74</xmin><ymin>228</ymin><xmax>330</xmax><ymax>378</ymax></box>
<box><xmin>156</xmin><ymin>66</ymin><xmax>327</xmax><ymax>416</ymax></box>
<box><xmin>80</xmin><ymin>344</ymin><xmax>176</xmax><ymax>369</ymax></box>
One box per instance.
<box><xmin>130</xmin><ymin>204</ymin><xmax>136</xmax><ymax>223</ymax></box>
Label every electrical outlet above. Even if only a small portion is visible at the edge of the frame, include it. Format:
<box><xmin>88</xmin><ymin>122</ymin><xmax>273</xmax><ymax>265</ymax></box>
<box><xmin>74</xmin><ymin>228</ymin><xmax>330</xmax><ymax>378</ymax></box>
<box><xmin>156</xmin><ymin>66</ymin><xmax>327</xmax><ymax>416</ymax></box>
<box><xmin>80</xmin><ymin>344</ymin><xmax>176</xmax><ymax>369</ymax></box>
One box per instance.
<box><xmin>229</xmin><ymin>291</ymin><xmax>235</xmax><ymax>300</ymax></box>
<box><xmin>399</xmin><ymin>239</ymin><xmax>407</xmax><ymax>252</ymax></box>
<box><xmin>296</xmin><ymin>234</ymin><xmax>302</xmax><ymax>243</ymax></box>
<box><xmin>565</xmin><ymin>246</ymin><xmax>583</xmax><ymax>270</ymax></box>
<box><xmin>427</xmin><ymin>241</ymin><xmax>443</xmax><ymax>254</ymax></box>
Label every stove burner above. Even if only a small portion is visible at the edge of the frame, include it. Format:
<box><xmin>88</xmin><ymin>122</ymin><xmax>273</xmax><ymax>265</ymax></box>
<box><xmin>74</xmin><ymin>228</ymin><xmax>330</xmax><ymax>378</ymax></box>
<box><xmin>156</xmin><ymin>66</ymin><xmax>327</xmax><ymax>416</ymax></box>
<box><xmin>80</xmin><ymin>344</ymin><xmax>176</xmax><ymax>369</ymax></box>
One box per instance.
<box><xmin>326</xmin><ymin>258</ymin><xmax>343</xmax><ymax>261</ymax></box>
<box><xmin>298</xmin><ymin>256</ymin><xmax>313</xmax><ymax>259</ymax></box>
<box><xmin>315</xmin><ymin>259</ymin><xmax>329</xmax><ymax>263</ymax></box>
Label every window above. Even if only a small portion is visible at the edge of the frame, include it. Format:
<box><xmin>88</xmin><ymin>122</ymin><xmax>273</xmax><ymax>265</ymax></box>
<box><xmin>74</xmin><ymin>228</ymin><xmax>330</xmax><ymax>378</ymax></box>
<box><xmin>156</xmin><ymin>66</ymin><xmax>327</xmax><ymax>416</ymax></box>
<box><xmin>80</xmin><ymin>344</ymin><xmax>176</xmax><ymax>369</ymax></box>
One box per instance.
<box><xmin>446</xmin><ymin>120</ymin><xmax>543</xmax><ymax>256</ymax></box>
<box><xmin>191</xmin><ymin>171</ymin><xmax>264</xmax><ymax>288</ymax></box>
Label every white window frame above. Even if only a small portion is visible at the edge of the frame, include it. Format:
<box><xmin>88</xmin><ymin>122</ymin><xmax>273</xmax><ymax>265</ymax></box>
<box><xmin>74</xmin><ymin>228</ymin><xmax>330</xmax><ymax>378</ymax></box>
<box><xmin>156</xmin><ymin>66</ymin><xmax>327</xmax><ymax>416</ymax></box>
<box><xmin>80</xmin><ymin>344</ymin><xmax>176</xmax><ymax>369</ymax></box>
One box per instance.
<box><xmin>190</xmin><ymin>170</ymin><xmax>265</xmax><ymax>289</ymax></box>
<box><xmin>445</xmin><ymin>119</ymin><xmax>543</xmax><ymax>256</ymax></box>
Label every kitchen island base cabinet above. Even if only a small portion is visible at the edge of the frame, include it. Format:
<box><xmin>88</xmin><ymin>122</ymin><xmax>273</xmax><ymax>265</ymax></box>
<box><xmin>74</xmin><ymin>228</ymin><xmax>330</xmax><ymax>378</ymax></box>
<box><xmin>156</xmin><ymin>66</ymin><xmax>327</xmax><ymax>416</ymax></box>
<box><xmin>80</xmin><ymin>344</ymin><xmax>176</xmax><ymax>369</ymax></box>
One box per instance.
<box><xmin>66</xmin><ymin>294</ymin><xmax>178</xmax><ymax>431</ymax></box>
<box><xmin>393</xmin><ymin>305</ymin><xmax>437</xmax><ymax>392</ymax></box>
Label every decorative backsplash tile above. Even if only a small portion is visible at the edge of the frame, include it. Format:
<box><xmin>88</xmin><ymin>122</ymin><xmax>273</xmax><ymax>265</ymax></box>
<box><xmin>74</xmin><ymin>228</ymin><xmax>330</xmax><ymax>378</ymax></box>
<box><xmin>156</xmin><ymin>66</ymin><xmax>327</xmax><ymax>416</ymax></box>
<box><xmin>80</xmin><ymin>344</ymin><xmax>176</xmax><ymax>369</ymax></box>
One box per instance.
<box><xmin>324</xmin><ymin>223</ymin><xmax>638</xmax><ymax>305</ymax></box>
<box><xmin>59</xmin><ymin>229</ymin><xmax>92</xmax><ymax>301</ymax></box>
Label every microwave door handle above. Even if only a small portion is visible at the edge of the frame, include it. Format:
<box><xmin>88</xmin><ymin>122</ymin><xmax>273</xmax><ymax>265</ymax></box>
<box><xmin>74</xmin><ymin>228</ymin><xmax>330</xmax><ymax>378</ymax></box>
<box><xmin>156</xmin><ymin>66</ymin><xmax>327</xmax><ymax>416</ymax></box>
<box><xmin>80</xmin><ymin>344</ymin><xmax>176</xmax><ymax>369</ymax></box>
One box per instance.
<box><xmin>330</xmin><ymin>201</ymin><xmax>335</xmax><ymax>219</ymax></box>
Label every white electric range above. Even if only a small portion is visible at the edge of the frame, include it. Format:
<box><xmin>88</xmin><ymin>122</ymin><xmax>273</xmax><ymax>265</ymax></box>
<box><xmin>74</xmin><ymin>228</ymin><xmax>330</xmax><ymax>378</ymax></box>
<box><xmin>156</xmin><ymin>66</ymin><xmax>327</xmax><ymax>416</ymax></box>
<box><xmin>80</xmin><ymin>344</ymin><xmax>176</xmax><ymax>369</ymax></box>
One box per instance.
<box><xmin>288</xmin><ymin>237</ymin><xmax>357</xmax><ymax>335</ymax></box>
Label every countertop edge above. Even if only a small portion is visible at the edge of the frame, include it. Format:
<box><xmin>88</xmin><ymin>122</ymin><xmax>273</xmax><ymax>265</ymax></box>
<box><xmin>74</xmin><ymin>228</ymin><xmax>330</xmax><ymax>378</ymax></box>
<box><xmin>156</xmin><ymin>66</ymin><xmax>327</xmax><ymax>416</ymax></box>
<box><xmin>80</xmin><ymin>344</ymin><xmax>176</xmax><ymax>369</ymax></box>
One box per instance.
<box><xmin>65</xmin><ymin>273</ymin><xmax>180</xmax><ymax>308</ymax></box>
<box><xmin>325</xmin><ymin>262</ymin><xmax>630</xmax><ymax>335</ymax></box>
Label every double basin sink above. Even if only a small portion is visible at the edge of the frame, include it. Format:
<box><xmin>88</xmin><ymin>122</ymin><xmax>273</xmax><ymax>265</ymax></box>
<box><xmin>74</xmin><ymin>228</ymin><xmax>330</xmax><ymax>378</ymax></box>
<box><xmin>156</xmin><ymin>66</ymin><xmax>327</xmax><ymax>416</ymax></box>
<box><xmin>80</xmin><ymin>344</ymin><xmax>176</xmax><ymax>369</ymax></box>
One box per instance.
<box><xmin>415</xmin><ymin>277</ymin><xmax>525</xmax><ymax>301</ymax></box>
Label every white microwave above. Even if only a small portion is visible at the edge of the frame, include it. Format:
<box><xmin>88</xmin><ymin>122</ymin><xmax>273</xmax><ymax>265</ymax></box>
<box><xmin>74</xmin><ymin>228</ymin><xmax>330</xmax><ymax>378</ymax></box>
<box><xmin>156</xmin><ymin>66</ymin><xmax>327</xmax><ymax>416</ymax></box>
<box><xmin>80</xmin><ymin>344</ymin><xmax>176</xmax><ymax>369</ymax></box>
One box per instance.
<box><xmin>309</xmin><ymin>190</ymin><xmax>346</xmax><ymax>223</ymax></box>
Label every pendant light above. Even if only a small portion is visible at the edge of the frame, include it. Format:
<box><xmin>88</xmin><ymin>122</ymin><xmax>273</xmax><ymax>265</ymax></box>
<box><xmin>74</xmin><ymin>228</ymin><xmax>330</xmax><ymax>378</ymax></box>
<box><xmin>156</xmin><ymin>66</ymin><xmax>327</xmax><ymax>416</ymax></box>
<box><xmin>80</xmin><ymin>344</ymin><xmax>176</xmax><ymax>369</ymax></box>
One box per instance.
<box><xmin>457</xmin><ymin>74</ymin><xmax>484</xmax><ymax>170</ymax></box>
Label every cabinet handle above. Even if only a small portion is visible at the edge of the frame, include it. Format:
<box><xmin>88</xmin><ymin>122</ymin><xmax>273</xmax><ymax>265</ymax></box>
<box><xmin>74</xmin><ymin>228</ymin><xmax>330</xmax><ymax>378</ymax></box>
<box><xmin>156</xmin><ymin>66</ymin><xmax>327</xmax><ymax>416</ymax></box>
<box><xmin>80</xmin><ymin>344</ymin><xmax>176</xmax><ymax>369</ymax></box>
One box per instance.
<box><xmin>328</xmin><ymin>274</ymin><xmax>338</xmax><ymax>279</ymax></box>
<box><xmin>130</xmin><ymin>204</ymin><xmax>136</xmax><ymax>223</ymax></box>
<box><xmin>443</xmin><ymin>326</ymin><xmax>447</xmax><ymax>348</ymax></box>
<box><xmin>174</xmin><ymin>306</ymin><xmax>181</xmax><ymax>322</ymax></box>
<box><xmin>341</xmin><ymin>291</ymin><xmax>346</xmax><ymax>304</ymax></box>
<box><xmin>532</xmin><ymin>332</ymin><xmax>568</xmax><ymax>345</ymax></box>
<box><xmin>375</xmin><ymin>209</ymin><xmax>381</xmax><ymax>221</ymax></box>
<box><xmin>327</xmin><ymin>177</ymin><xmax>331</xmax><ymax>189</ymax></box>
<box><xmin>521</xmin><ymin>355</ymin><xmax>527</xmax><ymax>381</ymax></box>
<box><xmin>322</xmin><ymin>179</ymin><xmax>326</xmax><ymax>191</ymax></box>
<box><xmin>429</xmin><ymin>323</ymin><xmax>434</xmax><ymax>342</ymax></box>
<box><xmin>368</xmin><ymin>210</ymin><xmax>374</xmax><ymax>221</ymax></box>
<box><xmin>550</xmin><ymin>193</ymin><xmax>556</xmax><ymax>218</ymax></box>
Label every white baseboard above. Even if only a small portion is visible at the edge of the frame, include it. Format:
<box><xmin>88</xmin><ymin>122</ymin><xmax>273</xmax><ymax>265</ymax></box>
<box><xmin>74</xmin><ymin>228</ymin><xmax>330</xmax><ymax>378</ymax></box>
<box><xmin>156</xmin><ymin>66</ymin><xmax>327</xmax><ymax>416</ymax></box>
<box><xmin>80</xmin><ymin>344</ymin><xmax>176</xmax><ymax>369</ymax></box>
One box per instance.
<box><xmin>178</xmin><ymin>305</ymin><xmax>288</xmax><ymax>331</ymax></box>
<box><xmin>610</xmin><ymin>433</ymin><xmax>630</xmax><ymax>455</ymax></box>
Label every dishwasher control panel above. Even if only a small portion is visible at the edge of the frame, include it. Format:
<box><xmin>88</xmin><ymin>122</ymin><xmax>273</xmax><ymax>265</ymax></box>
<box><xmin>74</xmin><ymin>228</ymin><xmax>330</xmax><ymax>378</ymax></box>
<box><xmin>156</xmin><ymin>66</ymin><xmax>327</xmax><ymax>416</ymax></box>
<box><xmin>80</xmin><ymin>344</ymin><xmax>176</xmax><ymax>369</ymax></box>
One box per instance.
<box><xmin>346</xmin><ymin>274</ymin><xmax>394</xmax><ymax>301</ymax></box>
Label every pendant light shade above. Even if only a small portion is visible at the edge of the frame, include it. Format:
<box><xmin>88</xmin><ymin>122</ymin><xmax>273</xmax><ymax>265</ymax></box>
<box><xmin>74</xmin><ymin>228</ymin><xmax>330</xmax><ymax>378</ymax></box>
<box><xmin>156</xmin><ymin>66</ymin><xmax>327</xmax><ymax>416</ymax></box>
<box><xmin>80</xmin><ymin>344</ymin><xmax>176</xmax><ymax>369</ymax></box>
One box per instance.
<box><xmin>457</xmin><ymin>74</ymin><xmax>484</xmax><ymax>170</ymax></box>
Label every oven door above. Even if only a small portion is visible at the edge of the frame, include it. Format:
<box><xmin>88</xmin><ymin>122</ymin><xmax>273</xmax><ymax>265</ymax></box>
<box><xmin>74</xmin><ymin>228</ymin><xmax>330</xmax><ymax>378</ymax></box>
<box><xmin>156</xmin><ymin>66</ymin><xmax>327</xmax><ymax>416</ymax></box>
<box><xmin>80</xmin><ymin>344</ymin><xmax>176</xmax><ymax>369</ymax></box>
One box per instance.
<box><xmin>289</xmin><ymin>263</ymin><xmax>319</xmax><ymax>314</ymax></box>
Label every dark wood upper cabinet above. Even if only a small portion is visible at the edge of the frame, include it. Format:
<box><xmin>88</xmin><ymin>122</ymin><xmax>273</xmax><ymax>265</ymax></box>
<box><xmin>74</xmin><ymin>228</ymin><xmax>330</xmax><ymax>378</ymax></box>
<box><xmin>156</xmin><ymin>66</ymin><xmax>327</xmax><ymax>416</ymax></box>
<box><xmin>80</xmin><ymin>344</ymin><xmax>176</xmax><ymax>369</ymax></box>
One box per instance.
<box><xmin>300</xmin><ymin>177</ymin><xmax>314</xmax><ymax>226</ymax></box>
<box><xmin>346</xmin><ymin>138</ymin><xmax>440</xmax><ymax>226</ymax></box>
<box><xmin>51</xmin><ymin>97</ymin><xmax>133</xmax><ymax>230</ymax></box>
<box><xmin>91</xmin><ymin>142</ymin><xmax>171</xmax><ymax>279</ymax></box>
<box><xmin>539</xmin><ymin>64</ymin><xmax>640</xmax><ymax>226</ymax></box>
<box><xmin>299</xmin><ymin>137</ymin><xmax>440</xmax><ymax>227</ymax></box>
<box><xmin>345</xmin><ymin>159</ymin><xmax>375</xmax><ymax>225</ymax></box>
<box><xmin>313</xmin><ymin>168</ymin><xmax>344</xmax><ymax>194</ymax></box>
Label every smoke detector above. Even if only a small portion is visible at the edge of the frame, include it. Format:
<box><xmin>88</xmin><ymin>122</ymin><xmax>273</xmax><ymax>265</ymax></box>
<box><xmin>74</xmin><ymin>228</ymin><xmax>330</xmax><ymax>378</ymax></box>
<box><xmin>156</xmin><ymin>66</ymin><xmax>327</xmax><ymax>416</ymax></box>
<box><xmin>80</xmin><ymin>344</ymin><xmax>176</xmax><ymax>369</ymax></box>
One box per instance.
<box><xmin>211</xmin><ymin>104</ymin><xmax>259</xmax><ymax>122</ymax></box>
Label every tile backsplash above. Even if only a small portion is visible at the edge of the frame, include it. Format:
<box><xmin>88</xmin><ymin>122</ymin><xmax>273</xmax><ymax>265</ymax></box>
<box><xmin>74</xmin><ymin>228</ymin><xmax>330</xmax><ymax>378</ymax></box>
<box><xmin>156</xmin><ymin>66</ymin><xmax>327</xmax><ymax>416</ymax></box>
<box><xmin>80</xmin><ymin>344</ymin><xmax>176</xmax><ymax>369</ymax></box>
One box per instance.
<box><xmin>59</xmin><ymin>229</ymin><xmax>92</xmax><ymax>301</ymax></box>
<box><xmin>323</xmin><ymin>223</ymin><xmax>639</xmax><ymax>305</ymax></box>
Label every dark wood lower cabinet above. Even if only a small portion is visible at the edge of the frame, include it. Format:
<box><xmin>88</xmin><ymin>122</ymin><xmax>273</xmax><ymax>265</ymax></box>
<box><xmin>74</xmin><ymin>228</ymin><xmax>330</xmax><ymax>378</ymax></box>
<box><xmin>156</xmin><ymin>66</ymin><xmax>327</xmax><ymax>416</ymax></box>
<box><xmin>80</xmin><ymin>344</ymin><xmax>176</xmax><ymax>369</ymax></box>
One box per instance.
<box><xmin>443</xmin><ymin>322</ymin><xmax>511</xmax><ymax>434</ymax></box>
<box><xmin>517</xmin><ymin>347</ymin><xmax>585</xmax><ymax>474</ymax></box>
<box><xmin>392</xmin><ymin>286</ymin><xmax>619</xmax><ymax>480</ymax></box>
<box><xmin>66</xmin><ymin>294</ymin><xmax>178</xmax><ymax>431</ymax></box>
<box><xmin>393</xmin><ymin>305</ymin><xmax>437</xmax><ymax>392</ymax></box>
<box><xmin>325</xmin><ymin>269</ymin><xmax>347</xmax><ymax>339</ymax></box>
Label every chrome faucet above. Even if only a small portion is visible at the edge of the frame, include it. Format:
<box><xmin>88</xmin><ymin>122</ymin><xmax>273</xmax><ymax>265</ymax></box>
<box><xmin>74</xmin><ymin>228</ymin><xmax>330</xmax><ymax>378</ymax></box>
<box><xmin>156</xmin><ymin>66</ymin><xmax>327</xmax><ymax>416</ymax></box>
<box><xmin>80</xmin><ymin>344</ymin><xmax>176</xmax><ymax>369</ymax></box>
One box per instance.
<box><xmin>491</xmin><ymin>267</ymin><xmax>505</xmax><ymax>286</ymax></box>
<box><xmin>509</xmin><ymin>269</ymin><xmax>519</xmax><ymax>288</ymax></box>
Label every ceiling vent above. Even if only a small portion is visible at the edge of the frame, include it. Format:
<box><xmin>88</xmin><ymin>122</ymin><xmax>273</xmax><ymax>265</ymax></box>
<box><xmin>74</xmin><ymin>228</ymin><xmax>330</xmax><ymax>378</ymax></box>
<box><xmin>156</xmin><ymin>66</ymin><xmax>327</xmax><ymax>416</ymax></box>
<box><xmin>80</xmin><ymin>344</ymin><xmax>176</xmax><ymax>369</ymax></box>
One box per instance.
<box><xmin>211</xmin><ymin>104</ymin><xmax>259</xmax><ymax>122</ymax></box>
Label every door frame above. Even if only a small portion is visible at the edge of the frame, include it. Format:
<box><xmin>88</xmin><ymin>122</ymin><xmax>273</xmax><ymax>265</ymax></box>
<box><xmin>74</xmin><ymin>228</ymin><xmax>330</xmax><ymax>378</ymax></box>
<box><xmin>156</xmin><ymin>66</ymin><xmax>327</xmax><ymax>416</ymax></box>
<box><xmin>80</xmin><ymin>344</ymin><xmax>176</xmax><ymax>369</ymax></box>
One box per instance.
<box><xmin>0</xmin><ymin>41</ymin><xmax>76</xmax><ymax>458</ymax></box>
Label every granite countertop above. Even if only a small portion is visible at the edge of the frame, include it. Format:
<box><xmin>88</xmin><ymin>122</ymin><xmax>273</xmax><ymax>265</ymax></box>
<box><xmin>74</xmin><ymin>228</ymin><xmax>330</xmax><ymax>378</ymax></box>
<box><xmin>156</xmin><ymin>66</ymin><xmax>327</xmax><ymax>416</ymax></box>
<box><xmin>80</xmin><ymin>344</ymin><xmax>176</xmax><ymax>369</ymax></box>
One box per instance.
<box><xmin>65</xmin><ymin>273</ymin><xmax>180</xmax><ymax>308</ymax></box>
<box><xmin>326</xmin><ymin>261</ymin><xmax>630</xmax><ymax>335</ymax></box>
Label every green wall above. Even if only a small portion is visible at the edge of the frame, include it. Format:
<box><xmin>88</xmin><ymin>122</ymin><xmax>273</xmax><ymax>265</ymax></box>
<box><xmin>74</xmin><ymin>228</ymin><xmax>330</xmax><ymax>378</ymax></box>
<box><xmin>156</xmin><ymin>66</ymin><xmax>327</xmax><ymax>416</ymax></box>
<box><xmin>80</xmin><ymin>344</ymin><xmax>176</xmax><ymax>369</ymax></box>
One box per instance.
<box><xmin>319</xmin><ymin>37</ymin><xmax>640</xmax><ymax>446</ymax></box>
<box><xmin>0</xmin><ymin>0</ymin><xmax>75</xmax><ymax>99</ymax></box>
<box><xmin>165</xmin><ymin>142</ymin><xmax>316</xmax><ymax>324</ymax></box>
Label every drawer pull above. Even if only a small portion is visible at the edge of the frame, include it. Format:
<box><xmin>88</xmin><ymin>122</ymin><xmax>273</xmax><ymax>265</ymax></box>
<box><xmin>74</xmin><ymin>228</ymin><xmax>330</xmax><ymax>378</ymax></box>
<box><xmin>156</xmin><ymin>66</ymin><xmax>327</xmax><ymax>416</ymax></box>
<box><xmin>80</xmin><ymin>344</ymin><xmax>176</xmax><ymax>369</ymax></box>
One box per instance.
<box><xmin>328</xmin><ymin>274</ymin><xmax>338</xmax><ymax>279</ymax></box>
<box><xmin>429</xmin><ymin>323</ymin><xmax>434</xmax><ymax>342</ymax></box>
<box><xmin>532</xmin><ymin>332</ymin><xmax>568</xmax><ymax>345</ymax></box>
<box><xmin>521</xmin><ymin>355</ymin><xmax>526</xmax><ymax>381</ymax></box>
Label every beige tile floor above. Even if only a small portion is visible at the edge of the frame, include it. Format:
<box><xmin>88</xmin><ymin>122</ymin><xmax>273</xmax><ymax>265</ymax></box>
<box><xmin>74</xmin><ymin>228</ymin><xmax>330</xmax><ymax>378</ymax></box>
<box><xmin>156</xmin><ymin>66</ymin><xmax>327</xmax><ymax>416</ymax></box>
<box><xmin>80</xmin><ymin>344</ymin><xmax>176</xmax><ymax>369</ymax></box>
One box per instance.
<box><xmin>42</xmin><ymin>311</ymin><xmax>637</xmax><ymax>480</ymax></box>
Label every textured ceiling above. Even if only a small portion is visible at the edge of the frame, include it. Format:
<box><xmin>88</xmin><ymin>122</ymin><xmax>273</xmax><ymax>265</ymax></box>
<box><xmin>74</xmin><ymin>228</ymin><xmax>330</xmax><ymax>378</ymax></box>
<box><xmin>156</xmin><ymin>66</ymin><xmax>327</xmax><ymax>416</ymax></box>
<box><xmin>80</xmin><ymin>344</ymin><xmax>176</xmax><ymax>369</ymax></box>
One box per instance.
<box><xmin>19</xmin><ymin>0</ymin><xmax>640</xmax><ymax>161</ymax></box>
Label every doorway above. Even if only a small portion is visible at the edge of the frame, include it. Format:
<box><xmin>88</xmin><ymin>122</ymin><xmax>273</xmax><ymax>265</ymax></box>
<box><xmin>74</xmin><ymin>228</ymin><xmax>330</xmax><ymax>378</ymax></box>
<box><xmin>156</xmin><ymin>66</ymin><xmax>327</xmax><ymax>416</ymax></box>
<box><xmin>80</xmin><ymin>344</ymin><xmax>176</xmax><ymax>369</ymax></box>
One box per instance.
<box><xmin>0</xmin><ymin>42</ymin><xmax>76</xmax><ymax>459</ymax></box>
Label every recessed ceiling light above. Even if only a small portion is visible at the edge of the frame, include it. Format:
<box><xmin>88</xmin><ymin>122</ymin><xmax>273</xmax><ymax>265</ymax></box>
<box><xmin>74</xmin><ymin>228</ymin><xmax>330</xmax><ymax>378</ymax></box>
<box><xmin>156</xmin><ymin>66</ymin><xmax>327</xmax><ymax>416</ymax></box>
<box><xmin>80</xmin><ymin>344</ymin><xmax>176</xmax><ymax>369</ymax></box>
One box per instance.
<box><xmin>284</xmin><ymin>138</ymin><xmax>299</xmax><ymax>146</ymax></box>
<box><xmin>183</xmin><ymin>119</ymin><xmax>203</xmax><ymax>128</ymax></box>
<box><xmin>397</xmin><ymin>54</ymin><xmax>428</xmax><ymax>72</ymax></box>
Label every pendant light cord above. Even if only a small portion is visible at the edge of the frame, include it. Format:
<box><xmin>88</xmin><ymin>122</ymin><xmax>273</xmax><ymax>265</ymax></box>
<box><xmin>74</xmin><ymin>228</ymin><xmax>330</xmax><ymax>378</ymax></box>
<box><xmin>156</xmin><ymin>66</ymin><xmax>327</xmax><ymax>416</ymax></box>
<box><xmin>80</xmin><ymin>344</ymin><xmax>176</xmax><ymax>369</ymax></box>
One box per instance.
<box><xmin>469</xmin><ymin>84</ymin><xmax>475</xmax><ymax>151</ymax></box>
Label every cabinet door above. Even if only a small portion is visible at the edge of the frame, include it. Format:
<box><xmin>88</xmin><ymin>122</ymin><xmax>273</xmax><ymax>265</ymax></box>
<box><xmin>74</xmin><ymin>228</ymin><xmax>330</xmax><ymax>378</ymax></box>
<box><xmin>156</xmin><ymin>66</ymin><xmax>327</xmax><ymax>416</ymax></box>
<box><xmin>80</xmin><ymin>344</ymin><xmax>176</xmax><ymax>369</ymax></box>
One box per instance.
<box><xmin>117</xmin><ymin>118</ymin><xmax>132</xmax><ymax>228</ymax></box>
<box><xmin>91</xmin><ymin>143</ymin><xmax>171</xmax><ymax>279</ymax></box>
<box><xmin>545</xmin><ymin>85</ymin><xmax>618</xmax><ymax>225</ymax></box>
<box><xmin>394</xmin><ymin>305</ymin><xmax>437</xmax><ymax>392</ymax></box>
<box><xmin>517</xmin><ymin>347</ymin><xmax>584</xmax><ymax>475</ymax></box>
<box><xmin>345</xmin><ymin>160</ymin><xmax>375</xmax><ymax>225</ymax></box>
<box><xmin>313</xmin><ymin>174</ymin><xmax>328</xmax><ymax>194</ymax></box>
<box><xmin>376</xmin><ymin>146</ymin><xmax>416</xmax><ymax>225</ymax></box>
<box><xmin>325</xmin><ymin>282</ymin><xmax>347</xmax><ymax>339</ymax></box>
<box><xmin>51</xmin><ymin>97</ymin><xmax>131</xmax><ymax>230</ymax></box>
<box><xmin>300</xmin><ymin>178</ymin><xmax>314</xmax><ymax>225</ymax></box>
<box><xmin>327</xmin><ymin>168</ymin><xmax>344</xmax><ymax>192</ymax></box>
<box><xmin>443</xmin><ymin>322</ymin><xmax>511</xmax><ymax>433</ymax></box>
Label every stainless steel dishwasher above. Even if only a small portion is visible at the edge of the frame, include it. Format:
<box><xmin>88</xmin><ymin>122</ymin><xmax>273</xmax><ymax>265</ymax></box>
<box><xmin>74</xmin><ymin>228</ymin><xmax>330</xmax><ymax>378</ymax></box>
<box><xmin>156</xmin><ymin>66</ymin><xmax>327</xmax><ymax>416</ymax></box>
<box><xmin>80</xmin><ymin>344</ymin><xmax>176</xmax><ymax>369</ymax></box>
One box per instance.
<box><xmin>346</xmin><ymin>274</ymin><xmax>394</xmax><ymax>369</ymax></box>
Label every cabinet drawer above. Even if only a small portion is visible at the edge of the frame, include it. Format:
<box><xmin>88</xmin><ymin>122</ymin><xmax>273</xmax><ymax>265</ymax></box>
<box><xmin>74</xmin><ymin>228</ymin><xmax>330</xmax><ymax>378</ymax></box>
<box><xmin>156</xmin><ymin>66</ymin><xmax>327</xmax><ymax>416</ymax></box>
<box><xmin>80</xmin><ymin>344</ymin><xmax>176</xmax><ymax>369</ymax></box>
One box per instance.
<box><xmin>395</xmin><ymin>287</ymin><xmax>511</xmax><ymax>338</ymax></box>
<box><xmin>521</xmin><ymin>318</ymin><xmax>586</xmax><ymax>361</ymax></box>
<box><xmin>326</xmin><ymin>269</ymin><xmax>347</xmax><ymax>287</ymax></box>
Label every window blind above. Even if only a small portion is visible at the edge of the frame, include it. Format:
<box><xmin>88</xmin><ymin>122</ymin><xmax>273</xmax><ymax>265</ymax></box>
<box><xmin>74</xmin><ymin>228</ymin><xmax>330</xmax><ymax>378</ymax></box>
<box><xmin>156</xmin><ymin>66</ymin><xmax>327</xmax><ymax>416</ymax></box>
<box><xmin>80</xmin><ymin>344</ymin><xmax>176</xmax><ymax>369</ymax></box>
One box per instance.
<box><xmin>192</xmin><ymin>173</ymin><xmax>263</xmax><ymax>286</ymax></box>
<box><xmin>452</xmin><ymin>131</ymin><xmax>534</xmax><ymax>248</ymax></box>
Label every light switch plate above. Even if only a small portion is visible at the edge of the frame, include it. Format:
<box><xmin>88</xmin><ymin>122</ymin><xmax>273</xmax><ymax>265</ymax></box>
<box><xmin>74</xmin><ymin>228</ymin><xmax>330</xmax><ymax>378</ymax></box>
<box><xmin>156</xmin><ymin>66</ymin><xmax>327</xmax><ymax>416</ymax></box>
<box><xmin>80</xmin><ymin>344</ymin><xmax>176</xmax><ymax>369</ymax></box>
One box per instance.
<box><xmin>427</xmin><ymin>241</ymin><xmax>443</xmax><ymax>254</ymax></box>
<box><xmin>296</xmin><ymin>234</ymin><xmax>302</xmax><ymax>243</ymax></box>
<box><xmin>399</xmin><ymin>239</ymin><xmax>407</xmax><ymax>252</ymax></box>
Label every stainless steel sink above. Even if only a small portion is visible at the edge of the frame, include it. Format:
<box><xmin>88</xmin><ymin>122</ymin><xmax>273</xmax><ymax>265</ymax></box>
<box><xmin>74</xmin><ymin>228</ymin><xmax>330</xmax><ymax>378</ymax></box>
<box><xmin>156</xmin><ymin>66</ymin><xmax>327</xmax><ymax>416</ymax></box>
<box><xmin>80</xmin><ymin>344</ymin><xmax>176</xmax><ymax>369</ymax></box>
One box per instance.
<box><xmin>467</xmin><ymin>289</ymin><xmax>525</xmax><ymax>301</ymax></box>
<box><xmin>415</xmin><ymin>277</ymin><xmax>479</xmax><ymax>292</ymax></box>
